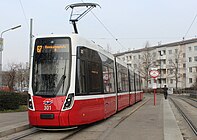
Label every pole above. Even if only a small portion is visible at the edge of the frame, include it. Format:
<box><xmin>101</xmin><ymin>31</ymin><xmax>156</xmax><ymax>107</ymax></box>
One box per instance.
<box><xmin>0</xmin><ymin>38</ymin><xmax>3</xmax><ymax>87</ymax></box>
<box><xmin>29</xmin><ymin>18</ymin><xmax>33</xmax><ymax>68</ymax></box>
<box><xmin>160</xmin><ymin>56</ymin><xmax>161</xmax><ymax>89</ymax></box>
<box><xmin>0</xmin><ymin>25</ymin><xmax>21</xmax><ymax>87</ymax></box>
<box><xmin>154</xmin><ymin>78</ymin><xmax>156</xmax><ymax>106</ymax></box>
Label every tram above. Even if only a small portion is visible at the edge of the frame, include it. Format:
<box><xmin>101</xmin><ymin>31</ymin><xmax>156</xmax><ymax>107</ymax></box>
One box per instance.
<box><xmin>28</xmin><ymin>34</ymin><xmax>144</xmax><ymax>127</ymax></box>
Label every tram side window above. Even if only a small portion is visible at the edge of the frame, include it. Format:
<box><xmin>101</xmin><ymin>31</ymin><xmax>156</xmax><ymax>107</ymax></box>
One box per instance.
<box><xmin>76</xmin><ymin>47</ymin><xmax>87</xmax><ymax>95</ymax></box>
<box><xmin>139</xmin><ymin>76</ymin><xmax>142</xmax><ymax>91</ymax></box>
<box><xmin>88</xmin><ymin>62</ymin><xmax>102</xmax><ymax>93</ymax></box>
<box><xmin>129</xmin><ymin>71</ymin><xmax>135</xmax><ymax>92</ymax></box>
<box><xmin>103</xmin><ymin>66</ymin><xmax>115</xmax><ymax>93</ymax></box>
<box><xmin>117</xmin><ymin>64</ymin><xmax>129</xmax><ymax>92</ymax></box>
<box><xmin>79</xmin><ymin>60</ymin><xmax>86</xmax><ymax>93</ymax></box>
<box><xmin>135</xmin><ymin>74</ymin><xmax>140</xmax><ymax>91</ymax></box>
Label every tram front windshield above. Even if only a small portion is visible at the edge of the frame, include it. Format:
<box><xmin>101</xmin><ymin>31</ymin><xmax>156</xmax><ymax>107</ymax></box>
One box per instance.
<box><xmin>32</xmin><ymin>37</ymin><xmax>71</xmax><ymax>97</ymax></box>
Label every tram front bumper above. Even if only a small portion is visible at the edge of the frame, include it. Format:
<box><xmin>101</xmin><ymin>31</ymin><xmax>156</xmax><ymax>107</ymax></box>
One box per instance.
<box><xmin>28</xmin><ymin>110</ymin><xmax>70</xmax><ymax>127</ymax></box>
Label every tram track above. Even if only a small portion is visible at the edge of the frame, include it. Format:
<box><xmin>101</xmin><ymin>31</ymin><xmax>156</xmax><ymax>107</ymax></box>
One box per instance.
<box><xmin>179</xmin><ymin>97</ymin><xmax>197</xmax><ymax>108</ymax></box>
<box><xmin>169</xmin><ymin>97</ymin><xmax>197</xmax><ymax>136</ymax></box>
<box><xmin>3</xmin><ymin>126</ymin><xmax>83</xmax><ymax>140</ymax></box>
<box><xmin>2</xmin><ymin>98</ymin><xmax>149</xmax><ymax>140</ymax></box>
<box><xmin>186</xmin><ymin>96</ymin><xmax>197</xmax><ymax>103</ymax></box>
<box><xmin>9</xmin><ymin>128</ymin><xmax>40</xmax><ymax>140</ymax></box>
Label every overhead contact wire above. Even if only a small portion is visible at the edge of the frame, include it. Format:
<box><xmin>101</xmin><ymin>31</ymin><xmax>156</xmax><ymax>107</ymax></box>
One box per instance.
<box><xmin>80</xmin><ymin>0</ymin><xmax>126</xmax><ymax>50</ymax></box>
<box><xmin>19</xmin><ymin>0</ymin><xmax>29</xmax><ymax>28</ymax></box>
<box><xmin>184</xmin><ymin>13</ymin><xmax>197</xmax><ymax>38</ymax></box>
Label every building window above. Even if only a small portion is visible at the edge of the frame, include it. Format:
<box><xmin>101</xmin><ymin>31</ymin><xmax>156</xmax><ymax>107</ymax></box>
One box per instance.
<box><xmin>189</xmin><ymin>78</ymin><xmax>192</xmax><ymax>83</ymax></box>
<box><xmin>182</xmin><ymin>53</ymin><xmax>185</xmax><ymax>58</ymax></box>
<box><xmin>194</xmin><ymin>56</ymin><xmax>197</xmax><ymax>62</ymax></box>
<box><xmin>183</xmin><ymin>63</ymin><xmax>186</xmax><ymax>68</ymax></box>
<box><xmin>175</xmin><ymin>49</ymin><xmax>178</xmax><ymax>53</ymax></box>
<box><xmin>189</xmin><ymin>57</ymin><xmax>192</xmax><ymax>62</ymax></box>
<box><xmin>170</xmin><ymin>79</ymin><xmax>173</xmax><ymax>84</ymax></box>
<box><xmin>168</xmin><ymin>50</ymin><xmax>172</xmax><ymax>54</ymax></box>
<box><xmin>194</xmin><ymin>46</ymin><xmax>197</xmax><ymax>51</ymax></box>
<box><xmin>158</xmin><ymin>79</ymin><xmax>161</xmax><ymax>84</ymax></box>
<box><xmin>189</xmin><ymin>67</ymin><xmax>192</xmax><ymax>72</ymax></box>
<box><xmin>189</xmin><ymin>46</ymin><xmax>192</xmax><ymax>51</ymax></box>
<box><xmin>138</xmin><ymin>55</ymin><xmax>140</xmax><ymax>59</ymax></box>
<box><xmin>183</xmin><ymin>73</ymin><xmax>186</xmax><ymax>78</ymax></box>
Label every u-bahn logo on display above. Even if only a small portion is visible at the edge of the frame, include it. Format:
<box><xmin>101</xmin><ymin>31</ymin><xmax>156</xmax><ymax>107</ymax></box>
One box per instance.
<box><xmin>149</xmin><ymin>70</ymin><xmax>159</xmax><ymax>78</ymax></box>
<box><xmin>43</xmin><ymin>99</ymin><xmax>53</xmax><ymax>105</ymax></box>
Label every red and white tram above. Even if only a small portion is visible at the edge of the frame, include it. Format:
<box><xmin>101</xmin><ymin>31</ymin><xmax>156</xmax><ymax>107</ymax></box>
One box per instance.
<box><xmin>28</xmin><ymin>34</ymin><xmax>144</xmax><ymax>128</ymax></box>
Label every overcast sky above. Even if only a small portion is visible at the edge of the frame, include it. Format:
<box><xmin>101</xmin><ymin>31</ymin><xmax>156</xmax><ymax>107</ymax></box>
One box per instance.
<box><xmin>0</xmin><ymin>0</ymin><xmax>197</xmax><ymax>69</ymax></box>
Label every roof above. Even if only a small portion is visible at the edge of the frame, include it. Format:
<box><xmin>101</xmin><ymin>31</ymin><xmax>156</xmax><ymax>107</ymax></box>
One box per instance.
<box><xmin>114</xmin><ymin>37</ymin><xmax>197</xmax><ymax>57</ymax></box>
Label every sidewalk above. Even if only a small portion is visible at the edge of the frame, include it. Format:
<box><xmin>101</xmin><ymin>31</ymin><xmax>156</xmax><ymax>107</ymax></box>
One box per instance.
<box><xmin>102</xmin><ymin>94</ymin><xmax>183</xmax><ymax>140</ymax></box>
<box><xmin>0</xmin><ymin>112</ymin><xmax>30</xmax><ymax>138</ymax></box>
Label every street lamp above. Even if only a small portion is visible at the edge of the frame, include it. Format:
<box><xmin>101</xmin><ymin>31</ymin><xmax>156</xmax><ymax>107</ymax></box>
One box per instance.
<box><xmin>0</xmin><ymin>25</ymin><xmax>21</xmax><ymax>38</ymax></box>
<box><xmin>159</xmin><ymin>51</ymin><xmax>163</xmax><ymax>89</ymax></box>
<box><xmin>0</xmin><ymin>25</ymin><xmax>21</xmax><ymax>87</ymax></box>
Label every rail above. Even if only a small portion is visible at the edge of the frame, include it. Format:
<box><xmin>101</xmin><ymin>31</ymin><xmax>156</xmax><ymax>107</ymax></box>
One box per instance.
<box><xmin>169</xmin><ymin>97</ymin><xmax>197</xmax><ymax>136</ymax></box>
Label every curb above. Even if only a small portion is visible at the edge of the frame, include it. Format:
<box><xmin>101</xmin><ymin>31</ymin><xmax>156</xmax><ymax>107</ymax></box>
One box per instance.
<box><xmin>0</xmin><ymin>122</ymin><xmax>31</xmax><ymax>138</ymax></box>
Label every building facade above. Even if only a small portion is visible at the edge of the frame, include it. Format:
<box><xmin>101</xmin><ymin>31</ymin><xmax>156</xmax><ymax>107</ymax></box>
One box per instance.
<box><xmin>115</xmin><ymin>38</ymin><xmax>197</xmax><ymax>90</ymax></box>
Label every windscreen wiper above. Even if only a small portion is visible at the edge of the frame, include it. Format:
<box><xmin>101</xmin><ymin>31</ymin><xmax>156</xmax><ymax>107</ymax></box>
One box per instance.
<box><xmin>52</xmin><ymin>75</ymin><xmax>66</xmax><ymax>96</ymax></box>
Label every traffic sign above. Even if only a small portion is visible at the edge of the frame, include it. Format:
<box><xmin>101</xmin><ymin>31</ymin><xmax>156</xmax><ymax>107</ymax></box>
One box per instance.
<box><xmin>149</xmin><ymin>70</ymin><xmax>159</xmax><ymax>78</ymax></box>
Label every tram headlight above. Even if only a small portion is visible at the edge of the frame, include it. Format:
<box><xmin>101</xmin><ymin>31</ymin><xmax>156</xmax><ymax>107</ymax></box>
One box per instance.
<box><xmin>62</xmin><ymin>93</ymin><xmax>74</xmax><ymax>110</ymax></box>
<box><xmin>28</xmin><ymin>94</ymin><xmax>34</xmax><ymax>110</ymax></box>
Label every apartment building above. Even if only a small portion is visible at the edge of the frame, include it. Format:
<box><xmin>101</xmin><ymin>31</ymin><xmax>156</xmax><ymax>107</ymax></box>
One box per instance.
<box><xmin>115</xmin><ymin>38</ymin><xmax>197</xmax><ymax>89</ymax></box>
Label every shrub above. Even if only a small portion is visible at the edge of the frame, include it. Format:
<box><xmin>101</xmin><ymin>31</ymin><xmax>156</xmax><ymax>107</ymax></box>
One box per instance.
<box><xmin>0</xmin><ymin>91</ymin><xmax>28</xmax><ymax>111</ymax></box>
<box><xmin>18</xmin><ymin>93</ymin><xmax>28</xmax><ymax>105</ymax></box>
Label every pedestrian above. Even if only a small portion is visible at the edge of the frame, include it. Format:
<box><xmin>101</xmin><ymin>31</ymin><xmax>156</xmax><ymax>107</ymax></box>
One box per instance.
<box><xmin>163</xmin><ymin>85</ymin><xmax>168</xmax><ymax>99</ymax></box>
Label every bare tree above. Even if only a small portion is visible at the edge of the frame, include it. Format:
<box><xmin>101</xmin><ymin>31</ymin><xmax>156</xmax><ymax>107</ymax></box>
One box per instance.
<box><xmin>15</xmin><ymin>63</ymin><xmax>29</xmax><ymax>91</ymax></box>
<box><xmin>191</xmin><ymin>67</ymin><xmax>197</xmax><ymax>89</ymax></box>
<box><xmin>167</xmin><ymin>48</ymin><xmax>183</xmax><ymax>92</ymax></box>
<box><xmin>3</xmin><ymin>63</ymin><xmax>18</xmax><ymax>91</ymax></box>
<box><xmin>135</xmin><ymin>41</ymin><xmax>157</xmax><ymax>88</ymax></box>
<box><xmin>3</xmin><ymin>62</ymin><xmax>29</xmax><ymax>91</ymax></box>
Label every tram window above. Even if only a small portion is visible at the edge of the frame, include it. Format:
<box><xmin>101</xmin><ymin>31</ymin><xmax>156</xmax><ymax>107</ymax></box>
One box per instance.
<box><xmin>117</xmin><ymin>64</ymin><xmax>129</xmax><ymax>92</ymax></box>
<box><xmin>135</xmin><ymin>75</ymin><xmax>140</xmax><ymax>91</ymax></box>
<box><xmin>88</xmin><ymin>62</ymin><xmax>102</xmax><ymax>93</ymax></box>
<box><xmin>79</xmin><ymin>47</ymin><xmax>87</xmax><ymax>59</ymax></box>
<box><xmin>80</xmin><ymin>60</ymin><xmax>87</xmax><ymax>93</ymax></box>
<box><xmin>129</xmin><ymin>71</ymin><xmax>135</xmax><ymax>92</ymax></box>
<box><xmin>103</xmin><ymin>66</ymin><xmax>115</xmax><ymax>93</ymax></box>
<box><xmin>76</xmin><ymin>59</ymin><xmax>87</xmax><ymax>95</ymax></box>
<box><xmin>139</xmin><ymin>76</ymin><xmax>142</xmax><ymax>90</ymax></box>
<box><xmin>135</xmin><ymin>75</ymin><xmax>138</xmax><ymax>91</ymax></box>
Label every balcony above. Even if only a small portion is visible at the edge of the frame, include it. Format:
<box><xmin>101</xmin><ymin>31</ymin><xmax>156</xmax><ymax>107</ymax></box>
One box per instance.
<box><xmin>157</xmin><ymin>55</ymin><xmax>166</xmax><ymax>60</ymax></box>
